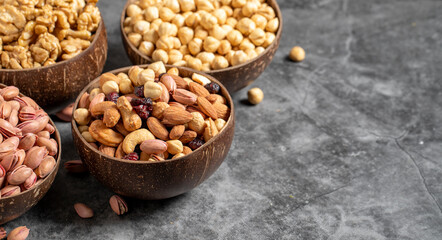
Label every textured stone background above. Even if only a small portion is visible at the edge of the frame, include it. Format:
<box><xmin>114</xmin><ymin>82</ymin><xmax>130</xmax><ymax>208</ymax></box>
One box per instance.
<box><xmin>4</xmin><ymin>0</ymin><xmax>442</xmax><ymax>239</ymax></box>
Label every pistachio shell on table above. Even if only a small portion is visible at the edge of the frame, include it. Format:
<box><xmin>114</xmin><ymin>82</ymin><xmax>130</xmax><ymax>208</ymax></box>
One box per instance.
<box><xmin>109</xmin><ymin>195</ymin><xmax>128</xmax><ymax>215</ymax></box>
<box><xmin>56</xmin><ymin>103</ymin><xmax>74</xmax><ymax>122</ymax></box>
<box><xmin>74</xmin><ymin>203</ymin><xmax>94</xmax><ymax>218</ymax></box>
<box><xmin>64</xmin><ymin>160</ymin><xmax>88</xmax><ymax>173</ymax></box>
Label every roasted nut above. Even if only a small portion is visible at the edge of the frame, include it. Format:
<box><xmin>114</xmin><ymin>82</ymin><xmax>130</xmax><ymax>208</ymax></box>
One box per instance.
<box><xmin>289</xmin><ymin>46</ymin><xmax>305</xmax><ymax>62</ymax></box>
<box><xmin>147</xmin><ymin>117</ymin><xmax>169</xmax><ymax>140</ymax></box>
<box><xmin>187</xmin><ymin>57</ymin><xmax>203</xmax><ymax>71</ymax></box>
<box><xmin>117</xmin><ymin>96</ymin><xmax>142</xmax><ymax>132</ymax></box>
<box><xmin>227</xmin><ymin>29</ymin><xmax>243</xmax><ymax>46</ymax></box>
<box><xmin>73</xmin><ymin>108</ymin><xmax>91</xmax><ymax>126</ymax></box>
<box><xmin>231</xmin><ymin>50</ymin><xmax>248</xmax><ymax>66</ymax></box>
<box><xmin>251</xmin><ymin>14</ymin><xmax>268</xmax><ymax>29</ymax></box>
<box><xmin>89</xmin><ymin>120</ymin><xmax>124</xmax><ymax>147</ymax></box>
<box><xmin>74</xmin><ymin>203</ymin><xmax>94</xmax><ymax>218</ymax></box>
<box><xmin>188</xmin><ymin>112</ymin><xmax>205</xmax><ymax>134</ymax></box>
<box><xmin>152</xmin><ymin>49</ymin><xmax>169</xmax><ymax>63</ymax></box>
<box><xmin>162</xmin><ymin>106</ymin><xmax>193</xmax><ymax>125</ymax></box>
<box><xmin>148</xmin><ymin>61</ymin><xmax>167</xmax><ymax>74</ymax></box>
<box><xmin>248</xmin><ymin>87</ymin><xmax>264</xmax><ymax>104</ymax></box>
<box><xmin>214</xmin><ymin>118</ymin><xmax>227</xmax><ymax>131</ymax></box>
<box><xmin>122</xmin><ymin>128</ymin><xmax>155</xmax><ymax>154</ymax></box>
<box><xmin>188</xmin><ymin>38</ymin><xmax>203</xmax><ymax>55</ymax></box>
<box><xmin>109</xmin><ymin>195</ymin><xmax>128</xmax><ymax>215</ymax></box>
<box><xmin>139</xmin><ymin>41</ymin><xmax>155</xmax><ymax>56</ymax></box>
<box><xmin>249</xmin><ymin>28</ymin><xmax>266</xmax><ymax>46</ymax></box>
<box><xmin>266</xmin><ymin>18</ymin><xmax>279</xmax><ymax>33</ymax></box>
<box><xmin>203</xmin><ymin>118</ymin><xmax>219</xmax><ymax>142</ymax></box>
<box><xmin>212</xmin><ymin>56</ymin><xmax>229</xmax><ymax>69</ymax></box>
<box><xmin>152</xmin><ymin>102</ymin><xmax>169</xmax><ymax>119</ymax></box>
<box><xmin>140</xmin><ymin>139</ymin><xmax>168</xmax><ymax>154</ymax></box>
<box><xmin>144</xmin><ymin>82</ymin><xmax>162</xmax><ymax>100</ymax></box>
<box><xmin>166</xmin><ymin>140</ymin><xmax>183</xmax><ymax>155</ymax></box>
<box><xmin>169</xmin><ymin>125</ymin><xmax>185</xmax><ymax>140</ymax></box>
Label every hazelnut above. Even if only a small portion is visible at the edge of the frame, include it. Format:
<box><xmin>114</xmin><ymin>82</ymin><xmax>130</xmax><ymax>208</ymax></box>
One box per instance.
<box><xmin>150</xmin><ymin>18</ymin><xmax>163</xmax><ymax>31</ymax></box>
<box><xmin>265</xmin><ymin>18</ymin><xmax>279</xmax><ymax>33</ymax></box>
<box><xmin>209</xmin><ymin>25</ymin><xmax>227</xmax><ymax>40</ymax></box>
<box><xmin>247</xmin><ymin>87</ymin><xmax>263</xmax><ymax>105</ymax></box>
<box><xmin>187</xmin><ymin>57</ymin><xmax>203</xmax><ymax>71</ymax></box>
<box><xmin>196</xmin><ymin>52</ymin><xmax>215</xmax><ymax>64</ymax></box>
<box><xmin>128</xmin><ymin>33</ymin><xmax>142</xmax><ymax>47</ymax></box>
<box><xmin>102</xmin><ymin>81</ymin><xmax>119</xmax><ymax>95</ymax></box>
<box><xmin>200</xmin><ymin>13</ymin><xmax>218</xmax><ymax>30</ymax></box>
<box><xmin>159</xmin><ymin>7</ymin><xmax>176</xmax><ymax>22</ymax></box>
<box><xmin>179</xmin><ymin>45</ymin><xmax>190</xmax><ymax>55</ymax></box>
<box><xmin>242</xmin><ymin>1</ymin><xmax>258</xmax><ymax>17</ymax></box>
<box><xmin>221</xmin><ymin>24</ymin><xmax>233</xmax><ymax>34</ymax></box>
<box><xmin>239</xmin><ymin>38</ymin><xmax>255</xmax><ymax>51</ymax></box>
<box><xmin>236</xmin><ymin>18</ymin><xmax>256</xmax><ymax>36</ymax></box>
<box><xmin>185</xmin><ymin>13</ymin><xmax>201</xmax><ymax>28</ymax></box>
<box><xmin>203</xmin><ymin>36</ymin><xmax>221</xmax><ymax>53</ymax></box>
<box><xmin>173</xmin><ymin>60</ymin><xmax>187</xmax><ymax>67</ymax></box>
<box><xmin>255</xmin><ymin>46</ymin><xmax>265</xmax><ymax>55</ymax></box>
<box><xmin>165</xmin><ymin>0</ymin><xmax>181</xmax><ymax>13</ymax></box>
<box><xmin>217</xmin><ymin>40</ymin><xmax>232</xmax><ymax>55</ymax></box>
<box><xmin>196</xmin><ymin>0</ymin><xmax>215</xmax><ymax>12</ymax></box>
<box><xmin>213</xmin><ymin>9</ymin><xmax>227</xmax><ymax>24</ymax></box>
<box><xmin>173</xmin><ymin>37</ymin><xmax>182</xmax><ymax>49</ymax></box>
<box><xmin>156</xmin><ymin>36</ymin><xmax>174</xmax><ymax>50</ymax></box>
<box><xmin>221</xmin><ymin>0</ymin><xmax>232</xmax><ymax>6</ymax></box>
<box><xmin>194</xmin><ymin>26</ymin><xmax>208</xmax><ymax>39</ymax></box>
<box><xmin>178</xmin><ymin>27</ymin><xmax>194</xmax><ymax>45</ymax></box>
<box><xmin>172</xmin><ymin>14</ymin><xmax>186</xmax><ymax>27</ymax></box>
<box><xmin>152</xmin><ymin>49</ymin><xmax>169</xmax><ymax>63</ymax></box>
<box><xmin>133</xmin><ymin>20</ymin><xmax>150</xmax><ymax>34</ymax></box>
<box><xmin>201</xmin><ymin>63</ymin><xmax>211</xmax><ymax>71</ymax></box>
<box><xmin>226</xmin><ymin>17</ymin><xmax>237</xmax><ymax>27</ymax></box>
<box><xmin>289</xmin><ymin>46</ymin><xmax>305</xmax><ymax>62</ymax></box>
<box><xmin>144</xmin><ymin>6</ymin><xmax>159</xmax><ymax>22</ymax></box>
<box><xmin>188</xmin><ymin>38</ymin><xmax>203</xmax><ymax>55</ymax></box>
<box><xmin>245</xmin><ymin>48</ymin><xmax>257</xmax><ymax>60</ymax></box>
<box><xmin>249</xmin><ymin>28</ymin><xmax>266</xmax><ymax>46</ymax></box>
<box><xmin>179</xmin><ymin>0</ymin><xmax>196</xmax><ymax>12</ymax></box>
<box><xmin>127</xmin><ymin>4</ymin><xmax>142</xmax><ymax>17</ymax></box>
<box><xmin>232</xmin><ymin>0</ymin><xmax>246</xmax><ymax>8</ymax></box>
<box><xmin>226</xmin><ymin>29</ymin><xmax>243</xmax><ymax>46</ymax></box>
<box><xmin>168</xmin><ymin>49</ymin><xmax>183</xmax><ymax>64</ymax></box>
<box><xmin>158</xmin><ymin>22</ymin><xmax>177</xmax><ymax>37</ymax></box>
<box><xmin>259</xmin><ymin>5</ymin><xmax>276</xmax><ymax>20</ymax></box>
<box><xmin>139</xmin><ymin>41</ymin><xmax>155</xmax><ymax>56</ymax></box>
<box><xmin>221</xmin><ymin>6</ymin><xmax>233</xmax><ymax>17</ymax></box>
<box><xmin>211</xmin><ymin>56</ymin><xmax>229</xmax><ymax>70</ymax></box>
<box><xmin>251</xmin><ymin>14</ymin><xmax>267</xmax><ymax>29</ymax></box>
<box><xmin>143</xmin><ymin>29</ymin><xmax>159</xmax><ymax>43</ymax></box>
<box><xmin>262</xmin><ymin>32</ymin><xmax>275</xmax><ymax>48</ymax></box>
<box><xmin>231</xmin><ymin>50</ymin><xmax>248</xmax><ymax>66</ymax></box>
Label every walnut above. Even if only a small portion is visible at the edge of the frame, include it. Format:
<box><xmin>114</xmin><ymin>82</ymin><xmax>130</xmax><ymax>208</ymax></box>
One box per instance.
<box><xmin>30</xmin><ymin>32</ymin><xmax>61</xmax><ymax>65</ymax></box>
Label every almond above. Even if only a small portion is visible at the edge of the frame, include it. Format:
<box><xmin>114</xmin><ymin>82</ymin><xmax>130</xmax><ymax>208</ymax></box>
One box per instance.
<box><xmin>169</xmin><ymin>125</ymin><xmax>185</xmax><ymax>140</ymax></box>
<box><xmin>140</xmin><ymin>139</ymin><xmax>168</xmax><ymax>154</ymax></box>
<box><xmin>179</xmin><ymin>130</ymin><xmax>197</xmax><ymax>144</ymax></box>
<box><xmin>152</xmin><ymin>102</ymin><xmax>169</xmax><ymax>119</ymax></box>
<box><xmin>162</xmin><ymin>106</ymin><xmax>193</xmax><ymax>125</ymax></box>
<box><xmin>160</xmin><ymin>74</ymin><xmax>177</xmax><ymax>92</ymax></box>
<box><xmin>213</xmin><ymin>103</ymin><xmax>230</xmax><ymax>121</ymax></box>
<box><xmin>206</xmin><ymin>94</ymin><xmax>226</xmax><ymax>104</ymax></box>
<box><xmin>197</xmin><ymin>97</ymin><xmax>218</xmax><ymax>119</ymax></box>
<box><xmin>173</xmin><ymin>89</ymin><xmax>197</xmax><ymax>105</ymax></box>
<box><xmin>189</xmin><ymin>82</ymin><xmax>210</xmax><ymax>97</ymax></box>
<box><xmin>169</xmin><ymin>102</ymin><xmax>186</xmax><ymax>110</ymax></box>
<box><xmin>182</xmin><ymin>146</ymin><xmax>193</xmax><ymax>155</ymax></box>
<box><xmin>147</xmin><ymin>117</ymin><xmax>169</xmax><ymax>140</ymax></box>
<box><xmin>99</xmin><ymin>145</ymin><xmax>116</xmax><ymax>157</ymax></box>
<box><xmin>171</xmin><ymin>75</ymin><xmax>189</xmax><ymax>89</ymax></box>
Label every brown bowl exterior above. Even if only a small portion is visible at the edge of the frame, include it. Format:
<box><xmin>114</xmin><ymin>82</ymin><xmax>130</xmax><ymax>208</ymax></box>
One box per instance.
<box><xmin>71</xmin><ymin>65</ymin><xmax>235</xmax><ymax>200</ymax></box>
<box><xmin>0</xmin><ymin>20</ymin><xmax>108</xmax><ymax>106</ymax></box>
<box><xmin>120</xmin><ymin>0</ymin><xmax>282</xmax><ymax>93</ymax></box>
<box><xmin>0</xmin><ymin>84</ymin><xmax>62</xmax><ymax>225</ymax></box>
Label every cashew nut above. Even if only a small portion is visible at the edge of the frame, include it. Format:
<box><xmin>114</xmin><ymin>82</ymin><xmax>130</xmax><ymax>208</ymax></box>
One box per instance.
<box><xmin>116</xmin><ymin>96</ymin><xmax>142</xmax><ymax>132</ymax></box>
<box><xmin>122</xmin><ymin>128</ymin><xmax>155</xmax><ymax>154</ymax></box>
<box><xmin>88</xmin><ymin>120</ymin><xmax>124</xmax><ymax>147</ymax></box>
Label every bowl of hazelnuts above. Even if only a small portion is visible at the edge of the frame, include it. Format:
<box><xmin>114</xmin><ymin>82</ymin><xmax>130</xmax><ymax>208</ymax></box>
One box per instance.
<box><xmin>120</xmin><ymin>0</ymin><xmax>282</xmax><ymax>93</ymax></box>
<box><xmin>0</xmin><ymin>1</ymin><xmax>107</xmax><ymax>106</ymax></box>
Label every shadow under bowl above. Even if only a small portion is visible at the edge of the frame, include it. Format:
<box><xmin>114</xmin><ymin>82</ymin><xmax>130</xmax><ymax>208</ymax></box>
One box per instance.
<box><xmin>0</xmin><ymin>20</ymin><xmax>108</xmax><ymax>107</ymax></box>
<box><xmin>0</xmin><ymin>84</ymin><xmax>62</xmax><ymax>225</ymax></box>
<box><xmin>71</xmin><ymin>65</ymin><xmax>235</xmax><ymax>200</ymax></box>
<box><xmin>120</xmin><ymin>0</ymin><xmax>282</xmax><ymax>93</ymax></box>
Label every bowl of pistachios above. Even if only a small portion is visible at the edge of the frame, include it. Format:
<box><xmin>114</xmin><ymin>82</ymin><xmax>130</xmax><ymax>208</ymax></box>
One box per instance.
<box><xmin>120</xmin><ymin>0</ymin><xmax>282</xmax><ymax>92</ymax></box>
<box><xmin>0</xmin><ymin>84</ymin><xmax>61</xmax><ymax>225</ymax></box>
<box><xmin>0</xmin><ymin>2</ymin><xmax>107</xmax><ymax>106</ymax></box>
<box><xmin>71</xmin><ymin>62</ymin><xmax>234</xmax><ymax>200</ymax></box>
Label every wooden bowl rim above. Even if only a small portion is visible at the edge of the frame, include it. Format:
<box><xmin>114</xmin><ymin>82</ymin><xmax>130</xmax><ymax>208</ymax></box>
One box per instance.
<box><xmin>72</xmin><ymin>64</ymin><xmax>235</xmax><ymax>165</ymax></box>
<box><xmin>0</xmin><ymin>84</ymin><xmax>62</xmax><ymax>200</ymax></box>
<box><xmin>120</xmin><ymin>0</ymin><xmax>283</xmax><ymax>73</ymax></box>
<box><xmin>0</xmin><ymin>19</ymin><xmax>105</xmax><ymax>73</ymax></box>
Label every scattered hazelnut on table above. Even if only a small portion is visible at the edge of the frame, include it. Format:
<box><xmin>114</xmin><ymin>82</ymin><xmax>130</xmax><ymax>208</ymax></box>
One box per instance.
<box><xmin>248</xmin><ymin>87</ymin><xmax>264</xmax><ymax>105</ymax></box>
<box><xmin>289</xmin><ymin>46</ymin><xmax>305</xmax><ymax>62</ymax></box>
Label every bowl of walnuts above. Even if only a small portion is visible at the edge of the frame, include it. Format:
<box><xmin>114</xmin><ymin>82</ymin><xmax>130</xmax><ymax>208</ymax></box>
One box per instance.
<box><xmin>0</xmin><ymin>1</ymin><xmax>108</xmax><ymax>106</ymax></box>
<box><xmin>121</xmin><ymin>0</ymin><xmax>282</xmax><ymax>92</ymax></box>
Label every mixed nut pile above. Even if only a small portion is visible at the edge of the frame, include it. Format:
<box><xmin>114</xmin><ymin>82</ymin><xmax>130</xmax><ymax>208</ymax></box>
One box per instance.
<box><xmin>124</xmin><ymin>0</ymin><xmax>279</xmax><ymax>71</ymax></box>
<box><xmin>74</xmin><ymin>61</ymin><xmax>230</xmax><ymax>161</ymax></box>
<box><xmin>0</xmin><ymin>0</ymin><xmax>101</xmax><ymax>69</ymax></box>
<box><xmin>0</xmin><ymin>86</ymin><xmax>58</xmax><ymax>198</ymax></box>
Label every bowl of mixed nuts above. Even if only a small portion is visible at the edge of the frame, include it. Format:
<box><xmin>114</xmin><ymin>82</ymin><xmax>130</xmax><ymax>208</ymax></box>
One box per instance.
<box><xmin>0</xmin><ymin>0</ymin><xmax>108</xmax><ymax>106</ymax></box>
<box><xmin>120</xmin><ymin>0</ymin><xmax>282</xmax><ymax>92</ymax></box>
<box><xmin>71</xmin><ymin>62</ymin><xmax>234</xmax><ymax>200</ymax></box>
<box><xmin>0</xmin><ymin>84</ymin><xmax>61</xmax><ymax>225</ymax></box>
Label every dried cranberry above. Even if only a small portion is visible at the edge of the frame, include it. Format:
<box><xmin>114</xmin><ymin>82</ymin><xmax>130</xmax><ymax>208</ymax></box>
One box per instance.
<box><xmin>106</xmin><ymin>92</ymin><xmax>119</xmax><ymax>103</ymax></box>
<box><xmin>205</xmin><ymin>82</ymin><xmax>220</xmax><ymax>94</ymax></box>
<box><xmin>134</xmin><ymin>86</ymin><xmax>144</xmax><ymax>98</ymax></box>
<box><xmin>133</xmin><ymin>105</ymin><xmax>150</xmax><ymax>120</ymax></box>
<box><xmin>123</xmin><ymin>152</ymin><xmax>139</xmax><ymax>161</ymax></box>
<box><xmin>130</xmin><ymin>97</ymin><xmax>153</xmax><ymax>107</ymax></box>
<box><xmin>188</xmin><ymin>138</ymin><xmax>205</xmax><ymax>150</ymax></box>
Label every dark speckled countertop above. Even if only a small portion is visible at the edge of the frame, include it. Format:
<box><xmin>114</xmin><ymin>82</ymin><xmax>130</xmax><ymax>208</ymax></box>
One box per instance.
<box><xmin>3</xmin><ymin>0</ymin><xmax>442</xmax><ymax>239</ymax></box>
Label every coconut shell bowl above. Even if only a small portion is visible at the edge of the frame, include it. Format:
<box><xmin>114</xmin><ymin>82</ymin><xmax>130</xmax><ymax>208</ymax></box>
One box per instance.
<box><xmin>120</xmin><ymin>0</ymin><xmax>282</xmax><ymax>93</ymax></box>
<box><xmin>71</xmin><ymin>65</ymin><xmax>235</xmax><ymax>200</ymax></box>
<box><xmin>0</xmin><ymin>20</ymin><xmax>108</xmax><ymax>107</ymax></box>
<box><xmin>0</xmin><ymin>84</ymin><xmax>62</xmax><ymax>225</ymax></box>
